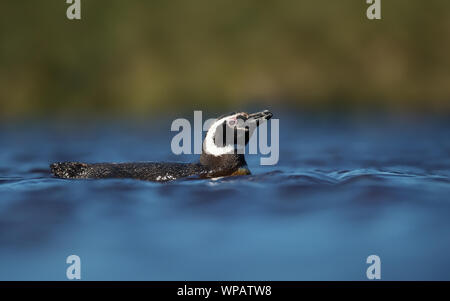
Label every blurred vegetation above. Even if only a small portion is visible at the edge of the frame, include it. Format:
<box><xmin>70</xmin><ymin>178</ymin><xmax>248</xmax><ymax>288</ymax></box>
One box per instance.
<box><xmin>0</xmin><ymin>0</ymin><xmax>449</xmax><ymax>119</ymax></box>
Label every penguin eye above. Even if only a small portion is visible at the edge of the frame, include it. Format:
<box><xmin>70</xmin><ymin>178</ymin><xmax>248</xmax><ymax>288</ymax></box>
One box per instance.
<box><xmin>228</xmin><ymin>120</ymin><xmax>236</xmax><ymax>126</ymax></box>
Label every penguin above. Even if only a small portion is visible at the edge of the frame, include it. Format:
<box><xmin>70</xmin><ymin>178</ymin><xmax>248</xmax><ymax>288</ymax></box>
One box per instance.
<box><xmin>50</xmin><ymin>110</ymin><xmax>273</xmax><ymax>182</ymax></box>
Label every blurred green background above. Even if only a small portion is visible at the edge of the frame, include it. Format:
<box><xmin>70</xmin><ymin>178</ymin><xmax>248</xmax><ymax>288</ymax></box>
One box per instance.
<box><xmin>0</xmin><ymin>0</ymin><xmax>449</xmax><ymax>119</ymax></box>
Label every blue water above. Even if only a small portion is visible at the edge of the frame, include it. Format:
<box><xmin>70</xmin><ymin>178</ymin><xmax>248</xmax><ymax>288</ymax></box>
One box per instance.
<box><xmin>0</xmin><ymin>114</ymin><xmax>449</xmax><ymax>280</ymax></box>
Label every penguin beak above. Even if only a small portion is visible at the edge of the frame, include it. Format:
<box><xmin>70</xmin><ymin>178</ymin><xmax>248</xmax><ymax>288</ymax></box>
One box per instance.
<box><xmin>246</xmin><ymin>110</ymin><xmax>273</xmax><ymax>126</ymax></box>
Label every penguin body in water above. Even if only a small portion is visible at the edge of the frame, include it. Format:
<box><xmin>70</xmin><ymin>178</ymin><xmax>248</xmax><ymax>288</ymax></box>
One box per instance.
<box><xmin>50</xmin><ymin>110</ymin><xmax>272</xmax><ymax>182</ymax></box>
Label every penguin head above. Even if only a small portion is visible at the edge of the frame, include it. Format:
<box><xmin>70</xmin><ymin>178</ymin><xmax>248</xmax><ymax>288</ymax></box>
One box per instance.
<box><xmin>202</xmin><ymin>110</ymin><xmax>273</xmax><ymax>156</ymax></box>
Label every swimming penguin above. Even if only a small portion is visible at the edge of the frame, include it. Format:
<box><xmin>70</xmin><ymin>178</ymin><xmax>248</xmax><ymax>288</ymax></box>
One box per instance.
<box><xmin>50</xmin><ymin>110</ymin><xmax>273</xmax><ymax>182</ymax></box>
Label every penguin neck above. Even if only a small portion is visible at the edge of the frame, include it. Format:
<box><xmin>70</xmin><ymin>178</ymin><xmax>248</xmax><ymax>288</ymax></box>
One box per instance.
<box><xmin>199</xmin><ymin>152</ymin><xmax>248</xmax><ymax>174</ymax></box>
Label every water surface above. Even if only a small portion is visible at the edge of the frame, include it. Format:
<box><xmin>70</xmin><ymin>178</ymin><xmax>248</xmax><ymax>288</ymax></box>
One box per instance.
<box><xmin>0</xmin><ymin>114</ymin><xmax>449</xmax><ymax>280</ymax></box>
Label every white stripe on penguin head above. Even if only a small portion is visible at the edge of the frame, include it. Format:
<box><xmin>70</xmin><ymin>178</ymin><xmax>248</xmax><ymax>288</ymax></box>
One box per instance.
<box><xmin>203</xmin><ymin>117</ymin><xmax>235</xmax><ymax>156</ymax></box>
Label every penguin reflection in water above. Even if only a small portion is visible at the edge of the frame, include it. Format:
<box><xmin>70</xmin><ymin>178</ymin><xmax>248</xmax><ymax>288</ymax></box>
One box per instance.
<box><xmin>51</xmin><ymin>110</ymin><xmax>273</xmax><ymax>182</ymax></box>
